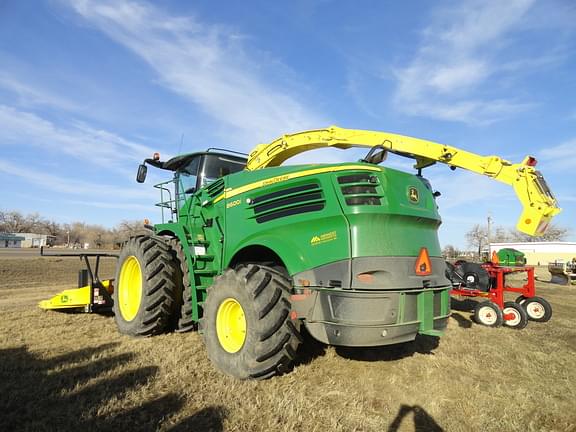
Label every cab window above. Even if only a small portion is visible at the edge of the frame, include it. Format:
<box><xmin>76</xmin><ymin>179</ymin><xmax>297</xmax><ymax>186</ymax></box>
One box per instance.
<box><xmin>178</xmin><ymin>157</ymin><xmax>201</xmax><ymax>198</ymax></box>
<box><xmin>200</xmin><ymin>155</ymin><xmax>246</xmax><ymax>187</ymax></box>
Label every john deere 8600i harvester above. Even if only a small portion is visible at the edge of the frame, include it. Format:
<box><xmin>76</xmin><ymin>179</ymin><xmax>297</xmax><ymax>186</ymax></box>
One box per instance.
<box><xmin>69</xmin><ymin>126</ymin><xmax>563</xmax><ymax>379</ymax></box>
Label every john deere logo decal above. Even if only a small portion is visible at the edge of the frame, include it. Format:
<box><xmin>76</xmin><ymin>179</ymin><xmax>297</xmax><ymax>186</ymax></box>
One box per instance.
<box><xmin>408</xmin><ymin>187</ymin><xmax>419</xmax><ymax>203</ymax></box>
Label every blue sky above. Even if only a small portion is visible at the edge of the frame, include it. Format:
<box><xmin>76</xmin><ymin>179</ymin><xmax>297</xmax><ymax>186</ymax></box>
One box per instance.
<box><xmin>0</xmin><ymin>0</ymin><xmax>574</xmax><ymax>248</ymax></box>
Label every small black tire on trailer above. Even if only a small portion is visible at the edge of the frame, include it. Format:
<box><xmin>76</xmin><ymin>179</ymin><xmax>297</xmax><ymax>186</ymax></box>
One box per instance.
<box><xmin>523</xmin><ymin>296</ymin><xmax>552</xmax><ymax>322</ymax></box>
<box><xmin>202</xmin><ymin>264</ymin><xmax>302</xmax><ymax>380</ymax></box>
<box><xmin>515</xmin><ymin>295</ymin><xmax>528</xmax><ymax>305</ymax></box>
<box><xmin>473</xmin><ymin>301</ymin><xmax>503</xmax><ymax>327</ymax></box>
<box><xmin>502</xmin><ymin>301</ymin><xmax>528</xmax><ymax>329</ymax></box>
<box><xmin>113</xmin><ymin>236</ymin><xmax>181</xmax><ymax>336</ymax></box>
<box><xmin>456</xmin><ymin>262</ymin><xmax>491</xmax><ymax>291</ymax></box>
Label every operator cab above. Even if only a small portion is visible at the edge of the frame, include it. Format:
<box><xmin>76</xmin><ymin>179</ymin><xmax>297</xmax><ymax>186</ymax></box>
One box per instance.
<box><xmin>137</xmin><ymin>149</ymin><xmax>247</xmax><ymax>220</ymax></box>
<box><xmin>172</xmin><ymin>151</ymin><xmax>247</xmax><ymax>196</ymax></box>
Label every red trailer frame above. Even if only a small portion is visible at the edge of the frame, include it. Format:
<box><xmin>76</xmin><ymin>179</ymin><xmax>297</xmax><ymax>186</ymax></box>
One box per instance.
<box><xmin>451</xmin><ymin>264</ymin><xmax>535</xmax><ymax>311</ymax></box>
<box><xmin>450</xmin><ymin>263</ymin><xmax>552</xmax><ymax>328</ymax></box>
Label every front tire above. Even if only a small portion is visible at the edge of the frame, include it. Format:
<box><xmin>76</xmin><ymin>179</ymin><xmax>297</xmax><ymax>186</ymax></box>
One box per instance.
<box><xmin>473</xmin><ymin>301</ymin><xmax>503</xmax><ymax>327</ymax></box>
<box><xmin>502</xmin><ymin>301</ymin><xmax>528</xmax><ymax>329</ymax></box>
<box><xmin>524</xmin><ymin>296</ymin><xmax>552</xmax><ymax>322</ymax></box>
<box><xmin>202</xmin><ymin>264</ymin><xmax>302</xmax><ymax>380</ymax></box>
<box><xmin>113</xmin><ymin>236</ymin><xmax>180</xmax><ymax>336</ymax></box>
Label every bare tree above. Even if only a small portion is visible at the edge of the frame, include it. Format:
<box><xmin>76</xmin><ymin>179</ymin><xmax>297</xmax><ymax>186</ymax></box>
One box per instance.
<box><xmin>0</xmin><ymin>210</ymin><xmax>46</xmax><ymax>233</ymax></box>
<box><xmin>491</xmin><ymin>226</ymin><xmax>510</xmax><ymax>243</ymax></box>
<box><xmin>1</xmin><ymin>209</ymin><xmax>150</xmax><ymax>249</ymax></box>
<box><xmin>508</xmin><ymin>223</ymin><xmax>569</xmax><ymax>242</ymax></box>
<box><xmin>466</xmin><ymin>224</ymin><xmax>488</xmax><ymax>259</ymax></box>
<box><xmin>442</xmin><ymin>244</ymin><xmax>463</xmax><ymax>259</ymax></box>
<box><xmin>113</xmin><ymin>220</ymin><xmax>148</xmax><ymax>246</ymax></box>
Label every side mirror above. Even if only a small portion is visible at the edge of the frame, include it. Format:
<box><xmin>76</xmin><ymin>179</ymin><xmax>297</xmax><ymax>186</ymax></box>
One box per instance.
<box><xmin>136</xmin><ymin>164</ymin><xmax>148</xmax><ymax>183</ymax></box>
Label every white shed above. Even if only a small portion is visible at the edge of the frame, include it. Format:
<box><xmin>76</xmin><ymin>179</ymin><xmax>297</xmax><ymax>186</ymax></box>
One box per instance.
<box><xmin>489</xmin><ymin>242</ymin><xmax>576</xmax><ymax>265</ymax></box>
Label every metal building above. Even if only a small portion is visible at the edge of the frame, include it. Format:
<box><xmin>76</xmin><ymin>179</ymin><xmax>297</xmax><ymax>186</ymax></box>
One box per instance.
<box><xmin>0</xmin><ymin>233</ymin><xmax>25</xmax><ymax>248</ymax></box>
<box><xmin>490</xmin><ymin>242</ymin><xmax>576</xmax><ymax>266</ymax></box>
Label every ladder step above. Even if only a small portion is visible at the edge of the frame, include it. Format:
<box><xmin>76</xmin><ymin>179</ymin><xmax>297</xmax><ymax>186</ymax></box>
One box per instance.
<box><xmin>194</xmin><ymin>269</ymin><xmax>217</xmax><ymax>276</ymax></box>
<box><xmin>195</xmin><ymin>255</ymin><xmax>214</xmax><ymax>262</ymax></box>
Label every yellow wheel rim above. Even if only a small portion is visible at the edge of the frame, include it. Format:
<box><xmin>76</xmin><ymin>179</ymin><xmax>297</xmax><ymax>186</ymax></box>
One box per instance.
<box><xmin>216</xmin><ymin>298</ymin><xmax>247</xmax><ymax>353</ymax></box>
<box><xmin>118</xmin><ymin>256</ymin><xmax>142</xmax><ymax>322</ymax></box>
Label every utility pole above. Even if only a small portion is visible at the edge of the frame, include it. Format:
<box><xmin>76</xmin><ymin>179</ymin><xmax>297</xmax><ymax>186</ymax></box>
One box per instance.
<box><xmin>487</xmin><ymin>214</ymin><xmax>492</xmax><ymax>251</ymax></box>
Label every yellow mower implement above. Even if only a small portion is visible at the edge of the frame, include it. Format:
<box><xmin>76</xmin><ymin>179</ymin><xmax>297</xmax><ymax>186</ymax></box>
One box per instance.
<box><xmin>38</xmin><ymin>247</ymin><xmax>118</xmax><ymax>313</ymax></box>
<box><xmin>39</xmin><ymin>280</ymin><xmax>113</xmax><ymax>311</ymax></box>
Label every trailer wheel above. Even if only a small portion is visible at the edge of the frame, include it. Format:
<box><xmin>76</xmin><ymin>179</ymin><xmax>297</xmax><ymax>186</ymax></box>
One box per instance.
<box><xmin>202</xmin><ymin>264</ymin><xmax>302</xmax><ymax>380</ymax></box>
<box><xmin>502</xmin><ymin>301</ymin><xmax>528</xmax><ymax>329</ymax></box>
<box><xmin>473</xmin><ymin>301</ymin><xmax>503</xmax><ymax>327</ymax></box>
<box><xmin>515</xmin><ymin>295</ymin><xmax>527</xmax><ymax>305</ymax></box>
<box><xmin>523</xmin><ymin>296</ymin><xmax>552</xmax><ymax>322</ymax></box>
<box><xmin>113</xmin><ymin>236</ymin><xmax>180</xmax><ymax>336</ymax></box>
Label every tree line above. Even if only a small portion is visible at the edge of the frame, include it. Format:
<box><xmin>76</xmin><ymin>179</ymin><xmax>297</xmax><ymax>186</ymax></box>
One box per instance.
<box><xmin>443</xmin><ymin>223</ymin><xmax>570</xmax><ymax>259</ymax></box>
<box><xmin>0</xmin><ymin>210</ymin><xmax>145</xmax><ymax>249</ymax></box>
<box><xmin>3</xmin><ymin>209</ymin><xmax>569</xmax><ymax>252</ymax></box>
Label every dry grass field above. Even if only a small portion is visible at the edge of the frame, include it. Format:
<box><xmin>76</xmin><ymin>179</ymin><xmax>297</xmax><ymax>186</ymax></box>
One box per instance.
<box><xmin>1</xmin><ymin>252</ymin><xmax>575</xmax><ymax>431</ymax></box>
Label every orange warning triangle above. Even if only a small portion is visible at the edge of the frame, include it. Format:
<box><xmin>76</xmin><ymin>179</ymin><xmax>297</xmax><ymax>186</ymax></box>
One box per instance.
<box><xmin>415</xmin><ymin>247</ymin><xmax>432</xmax><ymax>276</ymax></box>
<box><xmin>492</xmin><ymin>251</ymin><xmax>499</xmax><ymax>265</ymax></box>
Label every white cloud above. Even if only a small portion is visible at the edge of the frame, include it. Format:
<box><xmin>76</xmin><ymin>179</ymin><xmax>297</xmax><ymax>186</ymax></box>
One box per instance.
<box><xmin>0</xmin><ymin>159</ymin><xmax>155</xmax><ymax>200</ymax></box>
<box><xmin>537</xmin><ymin>138</ymin><xmax>576</xmax><ymax>173</ymax></box>
<box><xmin>428</xmin><ymin>169</ymin><xmax>514</xmax><ymax>211</ymax></box>
<box><xmin>0</xmin><ymin>74</ymin><xmax>81</xmax><ymax>111</ymax></box>
<box><xmin>65</xmin><ymin>199</ymin><xmax>152</xmax><ymax>211</ymax></box>
<box><xmin>0</xmin><ymin>105</ymin><xmax>154</xmax><ymax>169</ymax></box>
<box><xmin>393</xmin><ymin>0</ymin><xmax>541</xmax><ymax>124</ymax></box>
<box><xmin>65</xmin><ymin>0</ymin><xmax>326</xmax><ymax>143</ymax></box>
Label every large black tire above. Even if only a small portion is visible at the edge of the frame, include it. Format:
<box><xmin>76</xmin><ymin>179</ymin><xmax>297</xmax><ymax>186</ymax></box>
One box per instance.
<box><xmin>458</xmin><ymin>262</ymin><xmax>491</xmax><ymax>291</ymax></box>
<box><xmin>202</xmin><ymin>264</ymin><xmax>303</xmax><ymax>380</ymax></box>
<box><xmin>473</xmin><ymin>301</ymin><xmax>503</xmax><ymax>327</ymax></box>
<box><xmin>502</xmin><ymin>301</ymin><xmax>528</xmax><ymax>329</ymax></box>
<box><xmin>523</xmin><ymin>296</ymin><xmax>552</xmax><ymax>322</ymax></box>
<box><xmin>113</xmin><ymin>236</ymin><xmax>181</xmax><ymax>336</ymax></box>
<box><xmin>171</xmin><ymin>239</ymin><xmax>196</xmax><ymax>333</ymax></box>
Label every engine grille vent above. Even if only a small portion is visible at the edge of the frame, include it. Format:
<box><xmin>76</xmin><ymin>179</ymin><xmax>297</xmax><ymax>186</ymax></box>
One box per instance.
<box><xmin>338</xmin><ymin>173</ymin><xmax>382</xmax><ymax>206</ymax></box>
<box><xmin>249</xmin><ymin>183</ymin><xmax>325</xmax><ymax>223</ymax></box>
<box><xmin>206</xmin><ymin>178</ymin><xmax>225</xmax><ymax>199</ymax></box>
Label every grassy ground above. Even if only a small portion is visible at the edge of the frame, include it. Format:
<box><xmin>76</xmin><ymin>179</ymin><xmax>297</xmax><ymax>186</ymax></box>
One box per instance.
<box><xmin>0</xmin><ymin>256</ymin><xmax>575</xmax><ymax>431</ymax></box>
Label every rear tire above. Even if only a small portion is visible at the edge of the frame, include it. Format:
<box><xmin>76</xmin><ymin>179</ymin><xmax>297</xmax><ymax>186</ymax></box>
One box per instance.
<box><xmin>473</xmin><ymin>301</ymin><xmax>503</xmax><ymax>327</ymax></box>
<box><xmin>524</xmin><ymin>296</ymin><xmax>552</xmax><ymax>322</ymax></box>
<box><xmin>171</xmin><ymin>239</ymin><xmax>196</xmax><ymax>332</ymax></box>
<box><xmin>502</xmin><ymin>301</ymin><xmax>528</xmax><ymax>329</ymax></box>
<box><xmin>202</xmin><ymin>264</ymin><xmax>302</xmax><ymax>380</ymax></box>
<box><xmin>113</xmin><ymin>236</ymin><xmax>180</xmax><ymax>336</ymax></box>
<box><xmin>515</xmin><ymin>295</ymin><xmax>527</xmax><ymax>305</ymax></box>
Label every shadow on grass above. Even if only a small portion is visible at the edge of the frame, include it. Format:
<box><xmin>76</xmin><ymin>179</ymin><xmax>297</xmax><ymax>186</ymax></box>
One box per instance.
<box><xmin>0</xmin><ymin>343</ymin><xmax>226</xmax><ymax>431</ymax></box>
<box><xmin>450</xmin><ymin>298</ymin><xmax>478</xmax><ymax>312</ymax></box>
<box><xmin>388</xmin><ymin>404</ymin><xmax>443</xmax><ymax>432</ymax></box>
<box><xmin>168</xmin><ymin>406</ymin><xmax>227</xmax><ymax>432</ymax></box>
<box><xmin>334</xmin><ymin>334</ymin><xmax>440</xmax><ymax>362</ymax></box>
<box><xmin>450</xmin><ymin>298</ymin><xmax>478</xmax><ymax>329</ymax></box>
<box><xmin>294</xmin><ymin>326</ymin><xmax>327</xmax><ymax>367</ymax></box>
